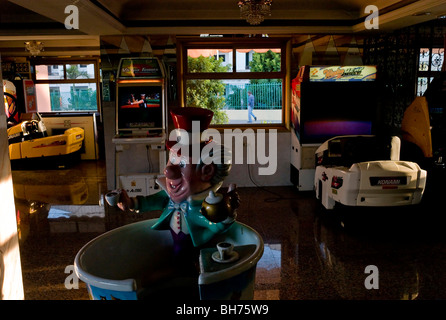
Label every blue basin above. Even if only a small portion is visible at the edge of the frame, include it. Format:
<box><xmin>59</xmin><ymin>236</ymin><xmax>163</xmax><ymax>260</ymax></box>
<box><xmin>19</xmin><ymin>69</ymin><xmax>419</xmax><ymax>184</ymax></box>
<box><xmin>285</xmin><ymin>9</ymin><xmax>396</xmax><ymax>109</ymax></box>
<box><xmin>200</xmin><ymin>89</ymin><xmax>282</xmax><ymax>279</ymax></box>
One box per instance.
<box><xmin>74</xmin><ymin>219</ymin><xmax>263</xmax><ymax>300</ymax></box>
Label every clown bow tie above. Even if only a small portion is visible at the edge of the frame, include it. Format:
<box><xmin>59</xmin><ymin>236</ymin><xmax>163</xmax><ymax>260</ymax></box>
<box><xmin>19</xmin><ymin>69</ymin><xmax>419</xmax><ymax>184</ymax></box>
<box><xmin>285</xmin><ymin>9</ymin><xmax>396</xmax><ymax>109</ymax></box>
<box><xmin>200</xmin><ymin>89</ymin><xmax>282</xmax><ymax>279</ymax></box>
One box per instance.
<box><xmin>168</xmin><ymin>200</ymin><xmax>188</xmax><ymax>213</ymax></box>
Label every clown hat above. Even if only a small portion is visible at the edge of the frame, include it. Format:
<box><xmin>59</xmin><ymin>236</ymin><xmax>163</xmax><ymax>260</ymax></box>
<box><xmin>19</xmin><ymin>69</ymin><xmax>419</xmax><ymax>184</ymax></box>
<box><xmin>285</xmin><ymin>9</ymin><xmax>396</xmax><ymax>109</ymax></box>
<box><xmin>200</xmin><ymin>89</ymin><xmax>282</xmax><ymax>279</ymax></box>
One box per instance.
<box><xmin>170</xmin><ymin>107</ymin><xmax>213</xmax><ymax>132</ymax></box>
<box><xmin>167</xmin><ymin>107</ymin><xmax>232</xmax><ymax>167</ymax></box>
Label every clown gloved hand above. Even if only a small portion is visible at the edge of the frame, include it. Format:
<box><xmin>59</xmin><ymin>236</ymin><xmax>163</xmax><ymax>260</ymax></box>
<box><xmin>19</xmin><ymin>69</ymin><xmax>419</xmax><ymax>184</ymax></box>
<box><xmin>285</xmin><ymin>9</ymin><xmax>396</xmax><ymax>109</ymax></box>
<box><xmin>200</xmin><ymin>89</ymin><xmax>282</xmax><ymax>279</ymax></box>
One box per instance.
<box><xmin>117</xmin><ymin>189</ymin><xmax>136</xmax><ymax>212</ymax></box>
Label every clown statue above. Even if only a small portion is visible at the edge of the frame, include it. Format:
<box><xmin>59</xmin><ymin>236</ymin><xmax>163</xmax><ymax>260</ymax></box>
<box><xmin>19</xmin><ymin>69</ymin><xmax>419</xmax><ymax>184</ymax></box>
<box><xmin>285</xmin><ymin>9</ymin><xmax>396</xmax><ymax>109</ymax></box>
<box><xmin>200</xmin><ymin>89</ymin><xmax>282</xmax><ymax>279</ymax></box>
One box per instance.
<box><xmin>117</xmin><ymin>107</ymin><xmax>239</xmax><ymax>264</ymax></box>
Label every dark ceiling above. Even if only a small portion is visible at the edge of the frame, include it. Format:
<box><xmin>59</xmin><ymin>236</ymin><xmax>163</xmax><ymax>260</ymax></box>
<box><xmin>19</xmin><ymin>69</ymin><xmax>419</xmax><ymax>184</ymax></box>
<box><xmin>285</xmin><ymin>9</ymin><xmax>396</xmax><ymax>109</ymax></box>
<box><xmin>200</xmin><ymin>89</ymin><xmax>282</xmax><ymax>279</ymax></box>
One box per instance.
<box><xmin>1</xmin><ymin>0</ymin><xmax>446</xmax><ymax>36</ymax></box>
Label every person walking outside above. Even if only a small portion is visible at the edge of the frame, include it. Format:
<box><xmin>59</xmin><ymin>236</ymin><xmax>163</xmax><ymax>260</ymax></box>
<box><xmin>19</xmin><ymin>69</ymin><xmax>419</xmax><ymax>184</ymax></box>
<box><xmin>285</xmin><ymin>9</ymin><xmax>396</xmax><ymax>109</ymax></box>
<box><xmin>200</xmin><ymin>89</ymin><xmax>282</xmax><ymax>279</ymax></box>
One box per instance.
<box><xmin>247</xmin><ymin>91</ymin><xmax>257</xmax><ymax>123</ymax></box>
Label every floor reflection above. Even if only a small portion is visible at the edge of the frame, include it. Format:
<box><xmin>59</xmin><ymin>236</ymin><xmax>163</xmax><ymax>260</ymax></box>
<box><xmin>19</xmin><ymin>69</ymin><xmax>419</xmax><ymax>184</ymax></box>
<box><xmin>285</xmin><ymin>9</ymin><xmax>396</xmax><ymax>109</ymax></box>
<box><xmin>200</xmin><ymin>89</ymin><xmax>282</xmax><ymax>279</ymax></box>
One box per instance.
<box><xmin>11</xmin><ymin>160</ymin><xmax>446</xmax><ymax>300</ymax></box>
<box><xmin>12</xmin><ymin>161</ymin><xmax>108</xmax><ymax>299</ymax></box>
<box><xmin>244</xmin><ymin>183</ymin><xmax>446</xmax><ymax>300</ymax></box>
<box><xmin>254</xmin><ymin>244</ymin><xmax>282</xmax><ymax>299</ymax></box>
<box><xmin>313</xmin><ymin>215</ymin><xmax>420</xmax><ymax>300</ymax></box>
<box><xmin>13</xmin><ymin>161</ymin><xmax>107</xmax><ymax>244</ymax></box>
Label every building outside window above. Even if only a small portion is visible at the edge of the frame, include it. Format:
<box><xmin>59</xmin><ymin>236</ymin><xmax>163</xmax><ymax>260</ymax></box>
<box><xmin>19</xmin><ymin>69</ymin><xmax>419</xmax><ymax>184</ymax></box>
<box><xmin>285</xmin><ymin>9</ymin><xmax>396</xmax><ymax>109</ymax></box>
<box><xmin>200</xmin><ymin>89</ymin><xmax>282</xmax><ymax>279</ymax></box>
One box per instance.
<box><xmin>33</xmin><ymin>59</ymin><xmax>100</xmax><ymax>112</ymax></box>
<box><xmin>180</xmin><ymin>39</ymin><xmax>287</xmax><ymax>126</ymax></box>
<box><xmin>417</xmin><ymin>47</ymin><xmax>444</xmax><ymax>96</ymax></box>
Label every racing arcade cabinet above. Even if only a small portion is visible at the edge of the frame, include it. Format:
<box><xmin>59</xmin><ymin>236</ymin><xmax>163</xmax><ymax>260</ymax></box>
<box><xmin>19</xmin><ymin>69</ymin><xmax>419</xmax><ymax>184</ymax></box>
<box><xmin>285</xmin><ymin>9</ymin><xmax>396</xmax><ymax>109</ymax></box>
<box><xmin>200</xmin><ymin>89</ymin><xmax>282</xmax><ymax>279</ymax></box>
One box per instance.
<box><xmin>290</xmin><ymin>65</ymin><xmax>379</xmax><ymax>191</ymax></box>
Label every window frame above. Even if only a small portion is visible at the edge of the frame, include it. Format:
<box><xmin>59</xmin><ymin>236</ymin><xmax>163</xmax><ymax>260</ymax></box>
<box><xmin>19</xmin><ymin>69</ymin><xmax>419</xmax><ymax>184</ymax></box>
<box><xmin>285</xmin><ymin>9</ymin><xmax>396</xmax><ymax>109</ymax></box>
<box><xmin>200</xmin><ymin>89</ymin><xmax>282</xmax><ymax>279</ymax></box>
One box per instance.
<box><xmin>31</xmin><ymin>57</ymin><xmax>101</xmax><ymax>113</ymax></box>
<box><xmin>178</xmin><ymin>37</ymin><xmax>290</xmax><ymax>129</ymax></box>
<box><xmin>416</xmin><ymin>46</ymin><xmax>444</xmax><ymax>96</ymax></box>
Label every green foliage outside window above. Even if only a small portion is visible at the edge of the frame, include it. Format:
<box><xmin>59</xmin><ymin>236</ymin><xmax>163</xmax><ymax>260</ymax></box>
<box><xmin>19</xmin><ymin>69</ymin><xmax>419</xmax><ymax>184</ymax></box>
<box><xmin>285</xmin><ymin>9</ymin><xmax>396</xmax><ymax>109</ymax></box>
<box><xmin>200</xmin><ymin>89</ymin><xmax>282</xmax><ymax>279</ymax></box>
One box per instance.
<box><xmin>48</xmin><ymin>65</ymin><xmax>97</xmax><ymax>111</ymax></box>
<box><xmin>67</xmin><ymin>65</ymin><xmax>97</xmax><ymax>111</ymax></box>
<box><xmin>68</xmin><ymin>87</ymin><xmax>97</xmax><ymax>111</ymax></box>
<box><xmin>186</xmin><ymin>56</ymin><xmax>231</xmax><ymax>124</ymax></box>
<box><xmin>249</xmin><ymin>49</ymin><xmax>281</xmax><ymax>75</ymax></box>
<box><xmin>186</xmin><ymin>50</ymin><xmax>282</xmax><ymax>124</ymax></box>
<box><xmin>248</xmin><ymin>50</ymin><xmax>282</xmax><ymax>108</ymax></box>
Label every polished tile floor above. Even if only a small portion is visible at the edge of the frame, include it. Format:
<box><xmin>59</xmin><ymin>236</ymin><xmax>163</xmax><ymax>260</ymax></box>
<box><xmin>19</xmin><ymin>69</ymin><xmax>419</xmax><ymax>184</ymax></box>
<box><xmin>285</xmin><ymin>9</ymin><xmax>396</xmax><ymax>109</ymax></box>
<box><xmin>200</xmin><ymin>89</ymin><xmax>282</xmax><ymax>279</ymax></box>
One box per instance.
<box><xmin>12</xmin><ymin>160</ymin><xmax>446</xmax><ymax>300</ymax></box>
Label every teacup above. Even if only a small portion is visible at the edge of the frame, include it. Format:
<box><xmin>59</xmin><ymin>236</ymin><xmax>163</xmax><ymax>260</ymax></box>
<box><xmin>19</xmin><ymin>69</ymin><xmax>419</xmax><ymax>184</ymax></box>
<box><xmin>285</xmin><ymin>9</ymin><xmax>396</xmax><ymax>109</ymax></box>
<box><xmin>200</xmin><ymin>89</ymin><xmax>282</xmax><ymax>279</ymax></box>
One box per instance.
<box><xmin>216</xmin><ymin>242</ymin><xmax>234</xmax><ymax>261</ymax></box>
<box><xmin>105</xmin><ymin>190</ymin><xmax>121</xmax><ymax>206</ymax></box>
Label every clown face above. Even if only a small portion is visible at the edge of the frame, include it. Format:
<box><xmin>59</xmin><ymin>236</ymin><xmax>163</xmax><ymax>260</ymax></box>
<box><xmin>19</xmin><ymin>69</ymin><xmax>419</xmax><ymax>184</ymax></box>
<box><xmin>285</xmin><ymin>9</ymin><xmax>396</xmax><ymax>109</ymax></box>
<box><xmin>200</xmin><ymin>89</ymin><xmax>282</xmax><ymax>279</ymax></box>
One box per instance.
<box><xmin>164</xmin><ymin>151</ymin><xmax>215</xmax><ymax>203</ymax></box>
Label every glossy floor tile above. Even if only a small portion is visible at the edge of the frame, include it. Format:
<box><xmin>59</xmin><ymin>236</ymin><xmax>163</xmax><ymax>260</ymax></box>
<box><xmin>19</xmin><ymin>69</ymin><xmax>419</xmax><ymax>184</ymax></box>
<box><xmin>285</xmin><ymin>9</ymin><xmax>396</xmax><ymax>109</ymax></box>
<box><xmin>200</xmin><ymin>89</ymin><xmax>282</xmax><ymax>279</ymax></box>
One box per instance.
<box><xmin>12</xmin><ymin>160</ymin><xmax>446</xmax><ymax>300</ymax></box>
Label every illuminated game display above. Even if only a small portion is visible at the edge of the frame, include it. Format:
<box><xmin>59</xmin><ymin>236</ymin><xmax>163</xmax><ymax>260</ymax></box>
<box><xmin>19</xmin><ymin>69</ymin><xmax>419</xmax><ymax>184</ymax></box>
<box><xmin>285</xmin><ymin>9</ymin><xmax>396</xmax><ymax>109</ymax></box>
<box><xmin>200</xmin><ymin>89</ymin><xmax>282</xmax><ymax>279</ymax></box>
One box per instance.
<box><xmin>290</xmin><ymin>65</ymin><xmax>378</xmax><ymax>190</ymax></box>
<box><xmin>116</xmin><ymin>58</ymin><xmax>166</xmax><ymax>137</ymax></box>
<box><xmin>117</xmin><ymin>85</ymin><xmax>163</xmax><ymax>133</ymax></box>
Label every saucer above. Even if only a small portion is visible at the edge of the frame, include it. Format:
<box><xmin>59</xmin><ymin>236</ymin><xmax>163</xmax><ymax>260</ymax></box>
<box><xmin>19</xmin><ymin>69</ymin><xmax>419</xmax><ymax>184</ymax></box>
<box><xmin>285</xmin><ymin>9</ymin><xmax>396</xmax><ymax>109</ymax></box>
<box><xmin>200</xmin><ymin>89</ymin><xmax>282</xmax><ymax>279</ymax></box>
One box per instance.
<box><xmin>211</xmin><ymin>250</ymin><xmax>239</xmax><ymax>263</ymax></box>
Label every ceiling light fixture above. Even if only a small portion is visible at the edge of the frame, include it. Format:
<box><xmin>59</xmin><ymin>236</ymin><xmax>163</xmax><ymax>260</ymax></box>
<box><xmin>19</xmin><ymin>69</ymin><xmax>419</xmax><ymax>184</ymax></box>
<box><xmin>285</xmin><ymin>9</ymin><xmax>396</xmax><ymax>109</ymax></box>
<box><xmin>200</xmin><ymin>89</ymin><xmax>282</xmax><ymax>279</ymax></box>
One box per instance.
<box><xmin>238</xmin><ymin>0</ymin><xmax>272</xmax><ymax>25</ymax></box>
<box><xmin>24</xmin><ymin>41</ymin><xmax>44</xmax><ymax>56</ymax></box>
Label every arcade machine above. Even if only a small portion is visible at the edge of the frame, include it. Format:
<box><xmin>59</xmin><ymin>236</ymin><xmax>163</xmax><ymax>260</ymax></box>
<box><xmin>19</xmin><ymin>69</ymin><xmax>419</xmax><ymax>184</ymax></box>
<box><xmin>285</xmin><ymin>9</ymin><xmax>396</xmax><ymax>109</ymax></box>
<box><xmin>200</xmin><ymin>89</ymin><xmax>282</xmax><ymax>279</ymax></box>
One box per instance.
<box><xmin>3</xmin><ymin>77</ymin><xmax>38</xmax><ymax>126</ymax></box>
<box><xmin>112</xmin><ymin>57</ymin><xmax>168</xmax><ymax>197</ymax></box>
<box><xmin>4</xmin><ymin>79</ymin><xmax>85</xmax><ymax>169</ymax></box>
<box><xmin>412</xmin><ymin>71</ymin><xmax>446</xmax><ymax>200</ymax></box>
<box><xmin>290</xmin><ymin>65</ymin><xmax>378</xmax><ymax>190</ymax></box>
<box><xmin>3</xmin><ymin>79</ymin><xmax>19</xmax><ymax>125</ymax></box>
<box><xmin>423</xmin><ymin>71</ymin><xmax>446</xmax><ymax>165</ymax></box>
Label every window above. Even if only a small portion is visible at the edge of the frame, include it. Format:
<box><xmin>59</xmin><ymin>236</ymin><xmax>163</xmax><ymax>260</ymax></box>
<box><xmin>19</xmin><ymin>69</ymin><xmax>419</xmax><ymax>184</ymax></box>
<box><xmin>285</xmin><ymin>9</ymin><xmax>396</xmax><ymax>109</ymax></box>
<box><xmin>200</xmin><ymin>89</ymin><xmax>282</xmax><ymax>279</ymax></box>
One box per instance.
<box><xmin>180</xmin><ymin>39</ymin><xmax>287</xmax><ymax>126</ymax></box>
<box><xmin>33</xmin><ymin>59</ymin><xmax>99</xmax><ymax>112</ymax></box>
<box><xmin>417</xmin><ymin>47</ymin><xmax>444</xmax><ymax>96</ymax></box>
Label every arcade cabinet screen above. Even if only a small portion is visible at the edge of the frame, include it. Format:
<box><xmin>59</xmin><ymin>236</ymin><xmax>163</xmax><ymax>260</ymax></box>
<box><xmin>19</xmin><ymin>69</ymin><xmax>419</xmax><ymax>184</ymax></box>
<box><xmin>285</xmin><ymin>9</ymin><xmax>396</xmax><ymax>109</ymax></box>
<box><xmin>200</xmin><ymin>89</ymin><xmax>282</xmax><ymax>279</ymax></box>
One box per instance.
<box><xmin>300</xmin><ymin>81</ymin><xmax>377</xmax><ymax>143</ymax></box>
<box><xmin>117</xmin><ymin>85</ymin><xmax>163</xmax><ymax>133</ymax></box>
